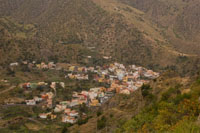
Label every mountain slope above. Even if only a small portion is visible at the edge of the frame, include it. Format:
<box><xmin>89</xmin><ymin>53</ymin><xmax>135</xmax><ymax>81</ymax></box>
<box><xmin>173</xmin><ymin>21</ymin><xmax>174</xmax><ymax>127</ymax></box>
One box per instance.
<box><xmin>117</xmin><ymin>0</ymin><xmax>200</xmax><ymax>55</ymax></box>
<box><xmin>0</xmin><ymin>17</ymin><xmax>97</xmax><ymax>66</ymax></box>
<box><xmin>0</xmin><ymin>0</ymin><xmax>200</xmax><ymax>74</ymax></box>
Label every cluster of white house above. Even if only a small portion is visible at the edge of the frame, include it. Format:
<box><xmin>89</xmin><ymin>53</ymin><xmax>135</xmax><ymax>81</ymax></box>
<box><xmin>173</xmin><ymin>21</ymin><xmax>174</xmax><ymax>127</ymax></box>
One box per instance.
<box><xmin>66</xmin><ymin>73</ymin><xmax>89</xmax><ymax>80</ymax></box>
<box><xmin>25</xmin><ymin>91</ymin><xmax>54</xmax><ymax>108</ymax></box>
<box><xmin>65</xmin><ymin>62</ymin><xmax>159</xmax><ymax>95</ymax></box>
<box><xmin>50</xmin><ymin>87</ymin><xmax>114</xmax><ymax>124</ymax></box>
<box><xmin>23</xmin><ymin>81</ymin><xmax>65</xmax><ymax>108</ymax></box>
<box><xmin>21</xmin><ymin>62</ymin><xmax>159</xmax><ymax>124</ymax></box>
<box><xmin>10</xmin><ymin>61</ymin><xmax>56</xmax><ymax>70</ymax></box>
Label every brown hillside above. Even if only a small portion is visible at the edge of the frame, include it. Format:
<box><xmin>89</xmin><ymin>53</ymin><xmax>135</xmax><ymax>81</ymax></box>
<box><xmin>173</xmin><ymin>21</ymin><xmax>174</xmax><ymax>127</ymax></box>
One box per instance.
<box><xmin>0</xmin><ymin>0</ymin><xmax>200</xmax><ymax>74</ymax></box>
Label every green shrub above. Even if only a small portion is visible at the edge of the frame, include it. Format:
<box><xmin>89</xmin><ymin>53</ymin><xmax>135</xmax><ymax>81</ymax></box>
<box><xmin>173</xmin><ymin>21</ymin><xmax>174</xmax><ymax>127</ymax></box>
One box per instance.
<box><xmin>172</xmin><ymin>119</ymin><xmax>200</xmax><ymax>133</ymax></box>
<box><xmin>97</xmin><ymin>116</ymin><xmax>107</xmax><ymax>130</ymax></box>
<box><xmin>161</xmin><ymin>88</ymin><xmax>178</xmax><ymax>101</ymax></box>
<box><xmin>61</xmin><ymin>125</ymin><xmax>68</xmax><ymax>133</ymax></box>
<box><xmin>97</xmin><ymin>110</ymin><xmax>102</xmax><ymax>117</ymax></box>
<box><xmin>197</xmin><ymin>78</ymin><xmax>200</xmax><ymax>84</ymax></box>
<box><xmin>141</xmin><ymin>84</ymin><xmax>151</xmax><ymax>91</ymax></box>
<box><xmin>173</xmin><ymin>93</ymin><xmax>191</xmax><ymax>105</ymax></box>
<box><xmin>77</xmin><ymin>117</ymin><xmax>89</xmax><ymax>125</ymax></box>
<box><xmin>141</xmin><ymin>84</ymin><xmax>152</xmax><ymax>97</ymax></box>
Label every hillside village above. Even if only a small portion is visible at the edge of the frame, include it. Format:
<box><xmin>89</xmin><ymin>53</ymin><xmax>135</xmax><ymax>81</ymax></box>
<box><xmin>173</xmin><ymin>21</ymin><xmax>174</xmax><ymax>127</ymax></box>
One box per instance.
<box><xmin>1</xmin><ymin>0</ymin><xmax>200</xmax><ymax>132</ymax></box>
<box><xmin>6</xmin><ymin>61</ymin><xmax>159</xmax><ymax>124</ymax></box>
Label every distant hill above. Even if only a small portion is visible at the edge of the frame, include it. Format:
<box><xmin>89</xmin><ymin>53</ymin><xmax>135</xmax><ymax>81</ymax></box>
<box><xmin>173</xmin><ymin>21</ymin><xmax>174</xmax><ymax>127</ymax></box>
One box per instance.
<box><xmin>117</xmin><ymin>0</ymin><xmax>200</xmax><ymax>55</ymax></box>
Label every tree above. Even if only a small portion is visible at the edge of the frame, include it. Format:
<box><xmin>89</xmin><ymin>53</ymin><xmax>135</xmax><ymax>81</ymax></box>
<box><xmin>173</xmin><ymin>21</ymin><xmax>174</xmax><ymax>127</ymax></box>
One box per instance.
<box><xmin>62</xmin><ymin>125</ymin><xmax>68</xmax><ymax>133</ymax></box>
<box><xmin>79</xmin><ymin>103</ymin><xmax>88</xmax><ymax>113</ymax></box>
<box><xmin>97</xmin><ymin>116</ymin><xmax>107</xmax><ymax>130</ymax></box>
<box><xmin>141</xmin><ymin>84</ymin><xmax>152</xmax><ymax>97</ymax></box>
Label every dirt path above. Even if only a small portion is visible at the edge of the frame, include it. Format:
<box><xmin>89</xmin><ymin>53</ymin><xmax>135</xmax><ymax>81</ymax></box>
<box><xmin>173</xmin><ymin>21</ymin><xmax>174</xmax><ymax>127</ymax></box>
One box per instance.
<box><xmin>0</xmin><ymin>86</ymin><xmax>16</xmax><ymax>95</ymax></box>
<box><xmin>27</xmin><ymin>118</ymin><xmax>44</xmax><ymax>125</ymax></box>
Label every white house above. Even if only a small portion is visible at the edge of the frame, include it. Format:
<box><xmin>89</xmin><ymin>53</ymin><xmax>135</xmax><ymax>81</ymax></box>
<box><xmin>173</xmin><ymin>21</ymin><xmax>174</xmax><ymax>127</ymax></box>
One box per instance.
<box><xmin>88</xmin><ymin>92</ymin><xmax>98</xmax><ymax>100</ymax></box>
<box><xmin>25</xmin><ymin>100</ymin><xmax>36</xmax><ymax>105</ymax></box>
<box><xmin>70</xmin><ymin>100</ymin><xmax>79</xmax><ymax>107</ymax></box>
<box><xmin>33</xmin><ymin>96</ymin><xmax>43</xmax><ymax>102</ymax></box>
<box><xmin>54</xmin><ymin>104</ymin><xmax>66</xmax><ymax>113</ymax></box>
<box><xmin>69</xmin><ymin>110</ymin><xmax>79</xmax><ymax>117</ymax></box>
<box><xmin>120</xmin><ymin>89</ymin><xmax>131</xmax><ymax>95</ymax></box>
<box><xmin>39</xmin><ymin>113</ymin><xmax>48</xmax><ymax>119</ymax></box>
<box><xmin>10</xmin><ymin>62</ymin><xmax>19</xmax><ymax>67</ymax></box>
<box><xmin>62</xmin><ymin>115</ymin><xmax>77</xmax><ymax>124</ymax></box>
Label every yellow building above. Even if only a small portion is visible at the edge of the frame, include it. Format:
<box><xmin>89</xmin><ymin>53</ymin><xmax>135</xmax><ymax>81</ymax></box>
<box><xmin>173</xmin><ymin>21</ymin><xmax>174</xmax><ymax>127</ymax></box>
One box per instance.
<box><xmin>69</xmin><ymin>66</ymin><xmax>75</xmax><ymax>71</ymax></box>
<box><xmin>90</xmin><ymin>99</ymin><xmax>100</xmax><ymax>106</ymax></box>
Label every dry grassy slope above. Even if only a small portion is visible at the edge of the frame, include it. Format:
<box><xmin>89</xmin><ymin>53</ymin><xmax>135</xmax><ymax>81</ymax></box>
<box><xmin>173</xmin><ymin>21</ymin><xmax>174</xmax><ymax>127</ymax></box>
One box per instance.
<box><xmin>0</xmin><ymin>17</ymin><xmax>95</xmax><ymax>66</ymax></box>
<box><xmin>117</xmin><ymin>0</ymin><xmax>200</xmax><ymax>55</ymax></box>
<box><xmin>0</xmin><ymin>17</ymin><xmax>40</xmax><ymax>65</ymax></box>
<box><xmin>0</xmin><ymin>0</ymin><xmax>200</xmax><ymax>73</ymax></box>
<box><xmin>92</xmin><ymin>0</ymin><xmax>165</xmax><ymax>43</ymax></box>
<box><xmin>91</xmin><ymin>0</ymin><xmax>200</xmax><ymax>73</ymax></box>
